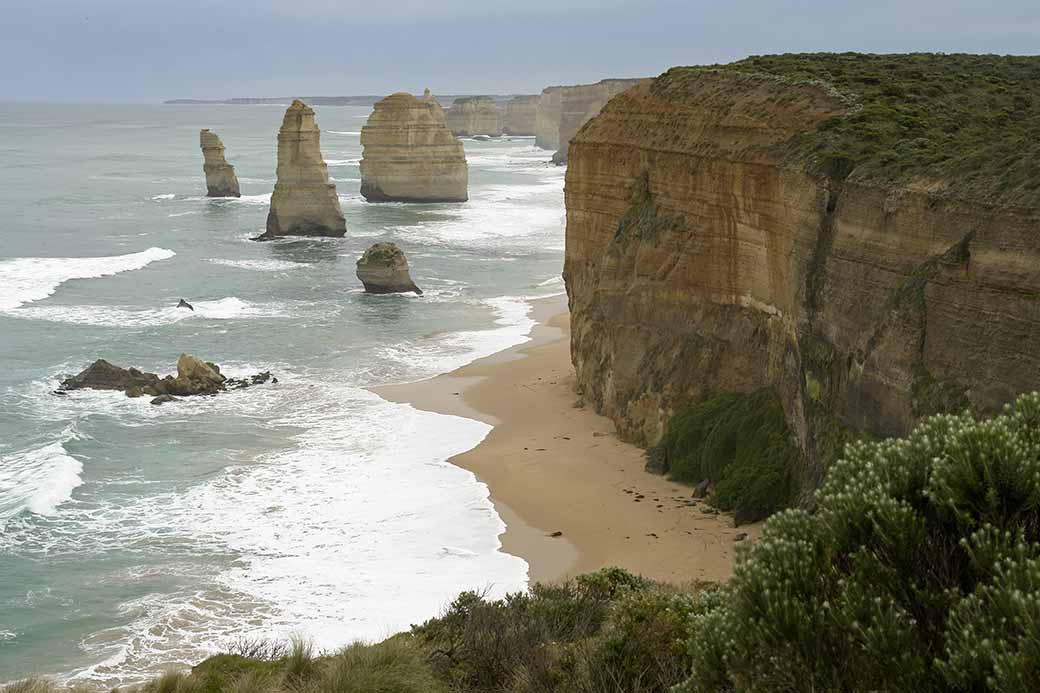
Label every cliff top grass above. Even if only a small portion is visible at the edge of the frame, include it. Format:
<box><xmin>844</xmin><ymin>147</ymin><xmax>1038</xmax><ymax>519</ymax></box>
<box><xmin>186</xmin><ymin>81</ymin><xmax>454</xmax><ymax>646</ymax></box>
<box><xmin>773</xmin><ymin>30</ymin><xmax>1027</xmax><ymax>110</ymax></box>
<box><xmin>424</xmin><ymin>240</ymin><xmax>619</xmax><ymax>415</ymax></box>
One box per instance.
<box><xmin>656</xmin><ymin>53</ymin><xmax>1040</xmax><ymax>208</ymax></box>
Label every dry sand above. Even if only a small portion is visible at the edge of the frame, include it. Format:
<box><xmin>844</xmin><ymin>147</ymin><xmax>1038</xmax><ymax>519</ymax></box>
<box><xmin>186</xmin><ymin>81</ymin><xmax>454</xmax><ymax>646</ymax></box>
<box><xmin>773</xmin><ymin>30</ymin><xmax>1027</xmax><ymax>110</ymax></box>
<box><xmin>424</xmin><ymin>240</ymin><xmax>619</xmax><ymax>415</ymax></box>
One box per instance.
<box><xmin>374</xmin><ymin>295</ymin><xmax>757</xmax><ymax>584</ymax></box>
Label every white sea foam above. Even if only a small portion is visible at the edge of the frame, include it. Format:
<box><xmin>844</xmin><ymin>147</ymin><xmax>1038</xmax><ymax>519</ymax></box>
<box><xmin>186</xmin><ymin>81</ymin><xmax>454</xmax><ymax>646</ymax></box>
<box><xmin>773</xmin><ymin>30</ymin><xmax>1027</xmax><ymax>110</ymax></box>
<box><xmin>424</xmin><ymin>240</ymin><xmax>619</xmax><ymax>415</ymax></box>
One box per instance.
<box><xmin>15</xmin><ymin>297</ymin><xmax>286</xmax><ymax>327</ymax></box>
<box><xmin>0</xmin><ymin>432</ymin><xmax>84</xmax><ymax>525</ymax></box>
<box><xmin>325</xmin><ymin>159</ymin><xmax>359</xmax><ymax>166</ymax></box>
<box><xmin>208</xmin><ymin>258</ymin><xmax>304</xmax><ymax>272</ymax></box>
<box><xmin>327</xmin><ymin>131</ymin><xmax>361</xmax><ymax>135</ymax></box>
<box><xmin>150</xmin><ymin>193</ymin><xmax>176</xmax><ymax>200</ymax></box>
<box><xmin>0</xmin><ymin>247</ymin><xmax>175</xmax><ymax>312</ymax></box>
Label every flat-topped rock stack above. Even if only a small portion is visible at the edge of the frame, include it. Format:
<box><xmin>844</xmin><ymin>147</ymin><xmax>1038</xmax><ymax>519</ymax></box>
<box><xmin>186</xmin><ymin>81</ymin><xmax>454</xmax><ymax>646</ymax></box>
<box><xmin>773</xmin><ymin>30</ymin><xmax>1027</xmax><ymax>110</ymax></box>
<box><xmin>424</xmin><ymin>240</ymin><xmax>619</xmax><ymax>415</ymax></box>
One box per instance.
<box><xmin>356</xmin><ymin>242</ymin><xmax>422</xmax><ymax>295</ymax></box>
<box><xmin>445</xmin><ymin>96</ymin><xmax>501</xmax><ymax>137</ymax></box>
<box><xmin>259</xmin><ymin>99</ymin><xmax>346</xmax><ymax>240</ymax></box>
<box><xmin>359</xmin><ymin>92</ymin><xmax>468</xmax><ymax>203</ymax></box>
<box><xmin>551</xmin><ymin>78</ymin><xmax>647</xmax><ymax>164</ymax></box>
<box><xmin>199</xmin><ymin>129</ymin><xmax>240</xmax><ymax>197</ymax></box>
<box><xmin>502</xmin><ymin>95</ymin><xmax>539</xmax><ymax>135</ymax></box>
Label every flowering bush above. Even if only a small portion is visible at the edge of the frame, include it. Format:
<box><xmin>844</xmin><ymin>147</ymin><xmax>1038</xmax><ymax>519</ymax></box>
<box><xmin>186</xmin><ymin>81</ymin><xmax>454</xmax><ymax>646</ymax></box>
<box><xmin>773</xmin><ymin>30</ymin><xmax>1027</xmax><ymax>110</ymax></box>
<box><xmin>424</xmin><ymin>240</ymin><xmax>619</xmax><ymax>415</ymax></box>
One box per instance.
<box><xmin>677</xmin><ymin>392</ymin><xmax>1040</xmax><ymax>692</ymax></box>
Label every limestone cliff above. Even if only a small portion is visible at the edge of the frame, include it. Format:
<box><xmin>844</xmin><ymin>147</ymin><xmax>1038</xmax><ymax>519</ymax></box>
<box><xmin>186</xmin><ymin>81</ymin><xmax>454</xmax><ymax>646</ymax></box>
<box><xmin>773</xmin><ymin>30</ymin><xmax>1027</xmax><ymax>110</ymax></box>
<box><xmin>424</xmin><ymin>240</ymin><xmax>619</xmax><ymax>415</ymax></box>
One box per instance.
<box><xmin>359</xmin><ymin>92</ymin><xmax>468</xmax><ymax>203</ymax></box>
<box><xmin>502</xmin><ymin>95</ymin><xmax>539</xmax><ymax>136</ymax></box>
<box><xmin>564</xmin><ymin>54</ymin><xmax>1040</xmax><ymax>494</ymax></box>
<box><xmin>551</xmin><ymin>79</ymin><xmax>646</xmax><ymax>164</ymax></box>
<box><xmin>445</xmin><ymin>96</ymin><xmax>501</xmax><ymax>137</ymax></box>
<box><xmin>260</xmin><ymin>99</ymin><xmax>346</xmax><ymax>240</ymax></box>
<box><xmin>535</xmin><ymin>87</ymin><xmax>564</xmax><ymax>150</ymax></box>
<box><xmin>199</xmin><ymin>129</ymin><xmax>240</xmax><ymax>197</ymax></box>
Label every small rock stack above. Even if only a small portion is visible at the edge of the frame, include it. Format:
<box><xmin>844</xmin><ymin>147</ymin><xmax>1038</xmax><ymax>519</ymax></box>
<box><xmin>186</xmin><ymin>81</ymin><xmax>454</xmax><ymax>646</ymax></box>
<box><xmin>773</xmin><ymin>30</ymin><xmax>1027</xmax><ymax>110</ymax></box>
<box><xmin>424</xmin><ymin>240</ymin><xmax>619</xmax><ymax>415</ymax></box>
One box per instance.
<box><xmin>199</xmin><ymin>129</ymin><xmax>240</xmax><ymax>197</ymax></box>
<box><xmin>356</xmin><ymin>242</ymin><xmax>422</xmax><ymax>295</ymax></box>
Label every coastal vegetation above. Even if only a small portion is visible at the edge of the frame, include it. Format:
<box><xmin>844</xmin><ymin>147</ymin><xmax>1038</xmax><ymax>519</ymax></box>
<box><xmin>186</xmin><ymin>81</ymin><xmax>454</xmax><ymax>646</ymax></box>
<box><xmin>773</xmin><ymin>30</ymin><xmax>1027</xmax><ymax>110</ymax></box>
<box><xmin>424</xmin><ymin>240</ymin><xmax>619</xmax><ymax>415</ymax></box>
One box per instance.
<box><xmin>10</xmin><ymin>393</ymin><xmax>1040</xmax><ymax>692</ymax></box>
<box><xmin>655</xmin><ymin>53</ymin><xmax>1040</xmax><ymax>206</ymax></box>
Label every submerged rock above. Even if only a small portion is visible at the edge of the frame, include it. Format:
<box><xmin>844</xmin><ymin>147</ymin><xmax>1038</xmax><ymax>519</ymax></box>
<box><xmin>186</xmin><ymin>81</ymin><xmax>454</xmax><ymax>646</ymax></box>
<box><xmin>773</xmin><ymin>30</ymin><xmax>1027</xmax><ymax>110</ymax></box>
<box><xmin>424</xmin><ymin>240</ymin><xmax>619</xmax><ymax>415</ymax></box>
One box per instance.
<box><xmin>199</xmin><ymin>129</ymin><xmax>241</xmax><ymax>197</ymax></box>
<box><xmin>356</xmin><ymin>242</ymin><xmax>422</xmax><ymax>295</ymax></box>
<box><xmin>445</xmin><ymin>96</ymin><xmax>501</xmax><ymax>137</ymax></box>
<box><xmin>258</xmin><ymin>100</ymin><xmax>346</xmax><ymax>241</ymax></box>
<box><xmin>359</xmin><ymin>92</ymin><xmax>468</xmax><ymax>203</ymax></box>
<box><xmin>57</xmin><ymin>355</ymin><xmax>274</xmax><ymax>404</ymax></box>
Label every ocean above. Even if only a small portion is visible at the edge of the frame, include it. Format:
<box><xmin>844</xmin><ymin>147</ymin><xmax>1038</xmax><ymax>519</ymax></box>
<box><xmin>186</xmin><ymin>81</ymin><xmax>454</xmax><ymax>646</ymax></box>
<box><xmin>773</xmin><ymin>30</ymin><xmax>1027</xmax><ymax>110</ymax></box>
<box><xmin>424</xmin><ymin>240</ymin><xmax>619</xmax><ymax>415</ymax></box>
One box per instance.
<box><xmin>0</xmin><ymin>102</ymin><xmax>565</xmax><ymax>686</ymax></box>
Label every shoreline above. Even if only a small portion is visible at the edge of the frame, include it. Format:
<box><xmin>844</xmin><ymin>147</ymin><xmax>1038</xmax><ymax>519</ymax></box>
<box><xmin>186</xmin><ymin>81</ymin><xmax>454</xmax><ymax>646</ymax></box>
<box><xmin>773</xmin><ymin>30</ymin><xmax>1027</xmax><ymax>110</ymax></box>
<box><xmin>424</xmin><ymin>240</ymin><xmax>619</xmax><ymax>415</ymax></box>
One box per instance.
<box><xmin>374</xmin><ymin>294</ymin><xmax>757</xmax><ymax>584</ymax></box>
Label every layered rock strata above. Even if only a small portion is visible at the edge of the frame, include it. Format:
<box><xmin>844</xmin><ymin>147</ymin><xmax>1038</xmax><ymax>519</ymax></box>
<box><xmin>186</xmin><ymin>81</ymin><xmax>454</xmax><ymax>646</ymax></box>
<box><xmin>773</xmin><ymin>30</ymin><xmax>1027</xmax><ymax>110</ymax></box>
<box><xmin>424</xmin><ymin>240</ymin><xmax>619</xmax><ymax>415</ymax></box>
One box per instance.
<box><xmin>359</xmin><ymin>92</ymin><xmax>468</xmax><ymax>202</ymax></box>
<box><xmin>356</xmin><ymin>242</ymin><xmax>422</xmax><ymax>294</ymax></box>
<box><xmin>502</xmin><ymin>95</ymin><xmax>539</xmax><ymax>135</ymax></box>
<box><xmin>58</xmin><ymin>355</ymin><xmax>274</xmax><ymax>404</ymax></box>
<box><xmin>551</xmin><ymin>79</ymin><xmax>646</xmax><ymax>164</ymax></box>
<box><xmin>564</xmin><ymin>61</ymin><xmax>1040</xmax><ymax>495</ymax></box>
<box><xmin>260</xmin><ymin>99</ymin><xmax>346</xmax><ymax>240</ymax></box>
<box><xmin>445</xmin><ymin>96</ymin><xmax>501</xmax><ymax>136</ymax></box>
<box><xmin>199</xmin><ymin>129</ymin><xmax>240</xmax><ymax>197</ymax></box>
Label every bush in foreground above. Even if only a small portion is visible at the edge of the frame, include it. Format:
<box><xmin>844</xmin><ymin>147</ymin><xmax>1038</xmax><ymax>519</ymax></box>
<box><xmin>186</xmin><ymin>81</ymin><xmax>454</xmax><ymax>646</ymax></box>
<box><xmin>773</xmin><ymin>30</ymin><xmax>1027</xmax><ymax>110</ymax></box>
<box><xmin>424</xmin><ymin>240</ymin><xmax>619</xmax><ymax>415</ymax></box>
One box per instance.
<box><xmin>677</xmin><ymin>391</ymin><xmax>1040</xmax><ymax>692</ymax></box>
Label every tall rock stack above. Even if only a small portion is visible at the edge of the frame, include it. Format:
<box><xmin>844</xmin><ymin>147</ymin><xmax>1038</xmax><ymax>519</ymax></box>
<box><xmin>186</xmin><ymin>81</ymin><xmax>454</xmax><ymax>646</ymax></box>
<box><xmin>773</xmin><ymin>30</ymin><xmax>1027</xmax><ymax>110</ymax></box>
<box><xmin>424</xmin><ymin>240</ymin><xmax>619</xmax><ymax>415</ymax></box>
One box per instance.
<box><xmin>445</xmin><ymin>96</ymin><xmax>501</xmax><ymax>137</ymax></box>
<box><xmin>199</xmin><ymin>129</ymin><xmax>240</xmax><ymax>197</ymax></box>
<box><xmin>535</xmin><ymin>86</ymin><xmax>565</xmax><ymax>150</ymax></box>
<box><xmin>551</xmin><ymin>78</ymin><xmax>647</xmax><ymax>164</ymax></box>
<box><xmin>259</xmin><ymin>99</ymin><xmax>346</xmax><ymax>240</ymax></box>
<box><xmin>359</xmin><ymin>92</ymin><xmax>468</xmax><ymax>203</ymax></box>
<box><xmin>502</xmin><ymin>95</ymin><xmax>539</xmax><ymax>135</ymax></box>
<box><xmin>421</xmin><ymin>88</ymin><xmax>444</xmax><ymax>118</ymax></box>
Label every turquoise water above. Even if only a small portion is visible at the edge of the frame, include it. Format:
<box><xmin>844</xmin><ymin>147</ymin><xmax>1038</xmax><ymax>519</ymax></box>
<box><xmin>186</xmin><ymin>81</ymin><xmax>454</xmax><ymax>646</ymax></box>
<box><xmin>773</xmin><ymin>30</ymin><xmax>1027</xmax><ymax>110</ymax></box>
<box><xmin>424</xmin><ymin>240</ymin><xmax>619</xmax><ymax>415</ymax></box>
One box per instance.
<box><xmin>0</xmin><ymin>102</ymin><xmax>565</xmax><ymax>686</ymax></box>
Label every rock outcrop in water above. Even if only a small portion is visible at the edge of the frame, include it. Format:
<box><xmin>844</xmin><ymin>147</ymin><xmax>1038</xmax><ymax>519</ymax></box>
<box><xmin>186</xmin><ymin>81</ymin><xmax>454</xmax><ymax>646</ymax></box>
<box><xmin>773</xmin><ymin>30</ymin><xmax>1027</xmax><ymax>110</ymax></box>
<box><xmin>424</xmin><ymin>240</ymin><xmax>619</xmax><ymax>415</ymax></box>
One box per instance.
<box><xmin>502</xmin><ymin>95</ymin><xmax>539</xmax><ymax>135</ymax></box>
<box><xmin>259</xmin><ymin>99</ymin><xmax>346</xmax><ymax>240</ymax></box>
<box><xmin>550</xmin><ymin>79</ymin><xmax>646</xmax><ymax>164</ymax></box>
<box><xmin>359</xmin><ymin>92</ymin><xmax>468</xmax><ymax>203</ymax></box>
<box><xmin>445</xmin><ymin>96</ymin><xmax>501</xmax><ymax>137</ymax></box>
<box><xmin>199</xmin><ymin>129</ymin><xmax>241</xmax><ymax>197</ymax></box>
<box><xmin>58</xmin><ymin>355</ymin><xmax>274</xmax><ymax>404</ymax></box>
<box><xmin>356</xmin><ymin>242</ymin><xmax>422</xmax><ymax>294</ymax></box>
<box><xmin>564</xmin><ymin>54</ymin><xmax>1040</xmax><ymax>496</ymax></box>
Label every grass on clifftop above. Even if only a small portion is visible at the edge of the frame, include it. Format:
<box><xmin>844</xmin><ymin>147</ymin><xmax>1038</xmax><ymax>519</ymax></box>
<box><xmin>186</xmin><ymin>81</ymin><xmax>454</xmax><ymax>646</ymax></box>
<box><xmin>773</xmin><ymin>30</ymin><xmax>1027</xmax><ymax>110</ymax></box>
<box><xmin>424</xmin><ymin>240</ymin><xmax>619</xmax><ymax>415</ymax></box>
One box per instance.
<box><xmin>655</xmin><ymin>53</ymin><xmax>1040</xmax><ymax>207</ymax></box>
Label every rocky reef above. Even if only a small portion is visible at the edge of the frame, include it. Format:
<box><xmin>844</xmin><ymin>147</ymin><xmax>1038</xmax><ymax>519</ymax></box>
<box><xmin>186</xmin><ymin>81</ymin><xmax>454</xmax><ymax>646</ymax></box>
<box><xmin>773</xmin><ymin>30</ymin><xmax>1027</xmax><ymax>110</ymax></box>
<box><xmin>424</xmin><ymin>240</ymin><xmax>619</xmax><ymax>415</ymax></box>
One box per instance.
<box><xmin>563</xmin><ymin>54</ymin><xmax>1040</xmax><ymax>497</ymax></box>
<box><xmin>356</xmin><ymin>242</ymin><xmax>422</xmax><ymax>294</ymax></box>
<box><xmin>58</xmin><ymin>355</ymin><xmax>274</xmax><ymax>405</ymax></box>
<box><xmin>502</xmin><ymin>95</ymin><xmax>539</xmax><ymax>135</ymax></box>
<box><xmin>550</xmin><ymin>79</ymin><xmax>646</xmax><ymax>164</ymax></box>
<box><xmin>259</xmin><ymin>99</ymin><xmax>346</xmax><ymax>240</ymax></box>
<box><xmin>359</xmin><ymin>92</ymin><xmax>468</xmax><ymax>203</ymax></box>
<box><xmin>199</xmin><ymin>129</ymin><xmax>240</xmax><ymax>197</ymax></box>
<box><xmin>445</xmin><ymin>96</ymin><xmax>501</xmax><ymax>137</ymax></box>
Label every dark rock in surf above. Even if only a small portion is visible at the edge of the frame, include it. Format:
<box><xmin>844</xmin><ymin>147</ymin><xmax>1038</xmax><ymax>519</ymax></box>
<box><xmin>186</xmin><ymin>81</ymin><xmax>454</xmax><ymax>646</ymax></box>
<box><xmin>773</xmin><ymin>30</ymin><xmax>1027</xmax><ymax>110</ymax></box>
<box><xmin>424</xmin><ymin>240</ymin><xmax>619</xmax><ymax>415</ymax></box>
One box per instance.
<box><xmin>177</xmin><ymin>298</ymin><xmax>195</xmax><ymax>311</ymax></box>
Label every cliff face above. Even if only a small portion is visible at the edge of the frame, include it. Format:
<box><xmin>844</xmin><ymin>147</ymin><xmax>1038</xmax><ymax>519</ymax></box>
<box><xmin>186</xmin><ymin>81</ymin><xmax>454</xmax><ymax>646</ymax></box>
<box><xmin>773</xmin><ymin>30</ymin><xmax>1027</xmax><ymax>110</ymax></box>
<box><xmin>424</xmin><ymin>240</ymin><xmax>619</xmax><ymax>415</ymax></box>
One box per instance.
<box><xmin>199</xmin><ymin>129</ymin><xmax>240</xmax><ymax>197</ymax></box>
<box><xmin>445</xmin><ymin>96</ymin><xmax>501</xmax><ymax>136</ymax></box>
<box><xmin>564</xmin><ymin>59</ymin><xmax>1040</xmax><ymax>490</ymax></box>
<box><xmin>535</xmin><ymin>87</ymin><xmax>564</xmax><ymax>150</ymax></box>
<box><xmin>502</xmin><ymin>95</ymin><xmax>539</xmax><ymax>135</ymax></box>
<box><xmin>261</xmin><ymin>100</ymin><xmax>346</xmax><ymax>240</ymax></box>
<box><xmin>359</xmin><ymin>92</ymin><xmax>468</xmax><ymax>203</ymax></box>
<box><xmin>551</xmin><ymin>79</ymin><xmax>647</xmax><ymax>164</ymax></box>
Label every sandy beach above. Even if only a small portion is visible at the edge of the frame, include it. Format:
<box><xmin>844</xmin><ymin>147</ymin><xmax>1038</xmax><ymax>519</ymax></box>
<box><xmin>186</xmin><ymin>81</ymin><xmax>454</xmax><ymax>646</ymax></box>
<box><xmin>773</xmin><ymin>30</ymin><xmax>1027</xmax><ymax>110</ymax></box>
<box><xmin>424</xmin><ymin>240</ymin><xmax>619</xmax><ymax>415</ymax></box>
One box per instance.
<box><xmin>375</xmin><ymin>295</ymin><xmax>758</xmax><ymax>584</ymax></box>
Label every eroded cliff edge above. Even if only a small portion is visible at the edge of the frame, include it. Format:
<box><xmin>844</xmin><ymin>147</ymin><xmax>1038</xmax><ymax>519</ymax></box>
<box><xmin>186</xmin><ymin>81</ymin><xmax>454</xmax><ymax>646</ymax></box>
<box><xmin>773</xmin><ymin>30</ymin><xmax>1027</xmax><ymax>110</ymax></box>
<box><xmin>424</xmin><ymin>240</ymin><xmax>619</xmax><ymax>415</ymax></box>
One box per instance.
<box><xmin>564</xmin><ymin>54</ymin><xmax>1040</xmax><ymax>496</ymax></box>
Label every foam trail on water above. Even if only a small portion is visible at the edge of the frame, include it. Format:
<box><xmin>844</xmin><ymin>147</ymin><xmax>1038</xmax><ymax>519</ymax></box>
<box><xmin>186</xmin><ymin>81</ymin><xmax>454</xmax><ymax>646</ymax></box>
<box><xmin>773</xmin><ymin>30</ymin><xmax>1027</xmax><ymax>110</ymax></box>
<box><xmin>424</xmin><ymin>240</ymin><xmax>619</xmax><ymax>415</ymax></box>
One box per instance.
<box><xmin>0</xmin><ymin>248</ymin><xmax>176</xmax><ymax>311</ymax></box>
<box><xmin>0</xmin><ymin>432</ymin><xmax>84</xmax><ymax>525</ymax></box>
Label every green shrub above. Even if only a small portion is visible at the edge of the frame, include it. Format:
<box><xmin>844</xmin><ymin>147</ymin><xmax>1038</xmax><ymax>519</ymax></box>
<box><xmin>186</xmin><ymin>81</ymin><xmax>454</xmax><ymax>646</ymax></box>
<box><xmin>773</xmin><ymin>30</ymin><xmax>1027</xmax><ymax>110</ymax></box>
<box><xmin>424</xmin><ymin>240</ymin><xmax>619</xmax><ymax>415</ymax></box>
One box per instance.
<box><xmin>654</xmin><ymin>389</ymin><xmax>802</xmax><ymax>522</ymax></box>
<box><xmin>676</xmin><ymin>392</ymin><xmax>1040</xmax><ymax>692</ymax></box>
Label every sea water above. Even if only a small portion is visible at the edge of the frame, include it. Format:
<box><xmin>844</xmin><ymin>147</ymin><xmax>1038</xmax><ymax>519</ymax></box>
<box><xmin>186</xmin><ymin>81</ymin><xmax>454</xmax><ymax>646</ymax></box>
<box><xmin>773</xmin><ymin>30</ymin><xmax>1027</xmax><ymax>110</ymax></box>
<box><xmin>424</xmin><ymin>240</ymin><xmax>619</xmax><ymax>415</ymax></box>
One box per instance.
<box><xmin>0</xmin><ymin>102</ymin><xmax>565</xmax><ymax>686</ymax></box>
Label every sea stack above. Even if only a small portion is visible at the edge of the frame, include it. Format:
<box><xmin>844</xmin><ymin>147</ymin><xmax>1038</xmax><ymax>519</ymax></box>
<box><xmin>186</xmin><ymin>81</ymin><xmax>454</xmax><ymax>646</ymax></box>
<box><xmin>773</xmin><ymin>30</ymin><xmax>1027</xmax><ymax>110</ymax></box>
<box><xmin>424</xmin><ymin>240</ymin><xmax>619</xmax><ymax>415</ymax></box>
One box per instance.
<box><xmin>259</xmin><ymin>99</ymin><xmax>346</xmax><ymax>240</ymax></box>
<box><xmin>359</xmin><ymin>92</ymin><xmax>468</xmax><ymax>203</ymax></box>
<box><xmin>199</xmin><ymin>129</ymin><xmax>240</xmax><ymax>197</ymax></box>
<box><xmin>502</xmin><ymin>95</ymin><xmax>539</xmax><ymax>136</ymax></box>
<box><xmin>535</xmin><ymin>86</ymin><xmax>565</xmax><ymax>150</ymax></box>
<box><xmin>356</xmin><ymin>242</ymin><xmax>422</xmax><ymax>295</ymax></box>
<box><xmin>445</xmin><ymin>96</ymin><xmax>501</xmax><ymax>137</ymax></box>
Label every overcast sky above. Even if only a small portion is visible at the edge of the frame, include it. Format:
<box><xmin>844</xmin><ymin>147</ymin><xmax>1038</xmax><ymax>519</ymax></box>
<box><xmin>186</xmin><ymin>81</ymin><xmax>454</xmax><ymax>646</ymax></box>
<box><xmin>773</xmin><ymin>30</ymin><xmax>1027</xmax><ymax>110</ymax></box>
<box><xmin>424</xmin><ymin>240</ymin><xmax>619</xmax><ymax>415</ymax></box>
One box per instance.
<box><xmin>3</xmin><ymin>0</ymin><xmax>1038</xmax><ymax>101</ymax></box>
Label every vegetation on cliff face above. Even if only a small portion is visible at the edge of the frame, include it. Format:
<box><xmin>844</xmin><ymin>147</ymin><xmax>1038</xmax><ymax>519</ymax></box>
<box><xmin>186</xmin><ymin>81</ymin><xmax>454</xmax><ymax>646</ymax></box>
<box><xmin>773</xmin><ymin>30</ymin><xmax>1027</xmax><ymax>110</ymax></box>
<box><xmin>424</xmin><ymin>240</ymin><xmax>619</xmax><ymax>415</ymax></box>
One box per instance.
<box><xmin>655</xmin><ymin>53</ymin><xmax>1040</xmax><ymax>207</ymax></box>
<box><xmin>649</xmin><ymin>389</ymin><xmax>802</xmax><ymax>523</ymax></box>
<box><xmin>12</xmin><ymin>395</ymin><xmax>1040</xmax><ymax>692</ymax></box>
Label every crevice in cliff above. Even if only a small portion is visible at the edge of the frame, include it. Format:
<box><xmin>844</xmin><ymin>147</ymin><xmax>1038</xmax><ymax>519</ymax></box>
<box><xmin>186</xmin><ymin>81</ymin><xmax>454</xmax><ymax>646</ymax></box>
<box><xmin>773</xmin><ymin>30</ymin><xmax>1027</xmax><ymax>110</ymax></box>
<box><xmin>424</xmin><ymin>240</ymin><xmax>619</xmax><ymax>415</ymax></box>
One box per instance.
<box><xmin>805</xmin><ymin>183</ymin><xmax>843</xmax><ymax>319</ymax></box>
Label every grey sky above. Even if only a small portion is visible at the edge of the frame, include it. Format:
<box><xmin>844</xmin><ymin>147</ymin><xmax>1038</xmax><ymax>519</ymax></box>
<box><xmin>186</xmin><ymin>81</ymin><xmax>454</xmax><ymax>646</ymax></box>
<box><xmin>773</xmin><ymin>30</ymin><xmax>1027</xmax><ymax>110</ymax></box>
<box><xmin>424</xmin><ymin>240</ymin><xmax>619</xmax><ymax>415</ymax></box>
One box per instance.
<box><xmin>3</xmin><ymin>0</ymin><xmax>1038</xmax><ymax>100</ymax></box>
